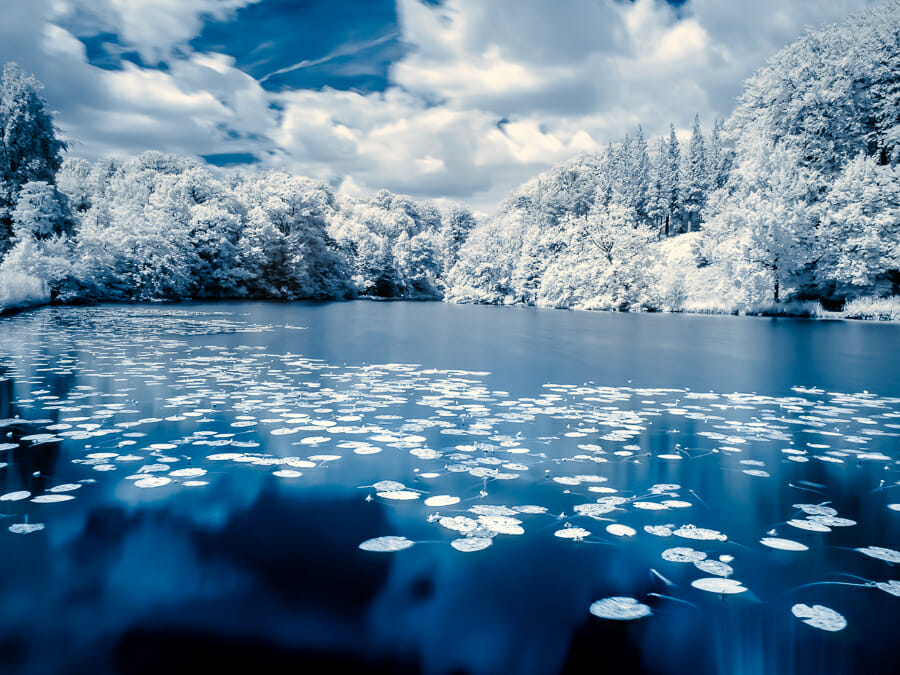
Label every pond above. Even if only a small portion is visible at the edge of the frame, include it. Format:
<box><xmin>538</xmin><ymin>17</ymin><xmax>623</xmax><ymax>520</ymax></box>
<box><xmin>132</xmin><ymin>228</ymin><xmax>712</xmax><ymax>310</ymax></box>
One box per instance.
<box><xmin>0</xmin><ymin>301</ymin><xmax>898</xmax><ymax>675</ymax></box>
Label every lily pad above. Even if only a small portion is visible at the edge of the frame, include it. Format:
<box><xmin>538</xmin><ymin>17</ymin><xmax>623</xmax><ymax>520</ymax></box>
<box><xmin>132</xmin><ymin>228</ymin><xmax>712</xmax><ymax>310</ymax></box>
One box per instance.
<box><xmin>644</xmin><ymin>525</ymin><xmax>673</xmax><ymax>537</ymax></box>
<box><xmin>606</xmin><ymin>524</ymin><xmax>636</xmax><ymax>537</ymax></box>
<box><xmin>425</xmin><ymin>495</ymin><xmax>459</xmax><ymax>506</ymax></box>
<box><xmin>787</xmin><ymin>519</ymin><xmax>831</xmax><ymax>532</ymax></box>
<box><xmin>377</xmin><ymin>490</ymin><xmax>420</xmax><ymax>500</ymax></box>
<box><xmin>856</xmin><ymin>546</ymin><xmax>900</xmax><ymax>563</ymax></box>
<box><xmin>760</xmin><ymin>537</ymin><xmax>809</xmax><ymax>552</ymax></box>
<box><xmin>792</xmin><ymin>604</ymin><xmax>847</xmax><ymax>632</ymax></box>
<box><xmin>31</xmin><ymin>495</ymin><xmax>75</xmax><ymax>503</ymax></box>
<box><xmin>359</xmin><ymin>536</ymin><xmax>415</xmax><ymax>552</ymax></box>
<box><xmin>48</xmin><ymin>483</ymin><xmax>82</xmax><ymax>493</ymax></box>
<box><xmin>691</xmin><ymin>578</ymin><xmax>747</xmax><ymax>594</ymax></box>
<box><xmin>673</xmin><ymin>525</ymin><xmax>727</xmax><ymax>541</ymax></box>
<box><xmin>9</xmin><ymin>523</ymin><xmax>45</xmax><ymax>534</ymax></box>
<box><xmin>440</xmin><ymin>516</ymin><xmax>478</xmax><ymax>534</ymax></box>
<box><xmin>554</xmin><ymin>527</ymin><xmax>591</xmax><ymax>540</ymax></box>
<box><xmin>573</xmin><ymin>503</ymin><xmax>616</xmax><ymax>518</ymax></box>
<box><xmin>589</xmin><ymin>597</ymin><xmax>652</xmax><ymax>620</ymax></box>
<box><xmin>0</xmin><ymin>491</ymin><xmax>31</xmax><ymax>501</ymax></box>
<box><xmin>372</xmin><ymin>480</ymin><xmax>406</xmax><ymax>492</ymax></box>
<box><xmin>451</xmin><ymin>537</ymin><xmax>493</xmax><ymax>552</ymax></box>
<box><xmin>874</xmin><ymin>580</ymin><xmax>900</xmax><ymax>597</ymax></box>
<box><xmin>662</xmin><ymin>547</ymin><xmax>707</xmax><ymax>563</ymax></box>
<box><xmin>134</xmin><ymin>476</ymin><xmax>172</xmax><ymax>489</ymax></box>
<box><xmin>694</xmin><ymin>559</ymin><xmax>733</xmax><ymax>577</ymax></box>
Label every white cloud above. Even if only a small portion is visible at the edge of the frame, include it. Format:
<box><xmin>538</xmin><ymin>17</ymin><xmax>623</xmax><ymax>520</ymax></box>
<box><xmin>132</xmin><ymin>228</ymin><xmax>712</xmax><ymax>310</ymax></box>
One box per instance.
<box><xmin>48</xmin><ymin>0</ymin><xmax>260</xmax><ymax>63</ymax></box>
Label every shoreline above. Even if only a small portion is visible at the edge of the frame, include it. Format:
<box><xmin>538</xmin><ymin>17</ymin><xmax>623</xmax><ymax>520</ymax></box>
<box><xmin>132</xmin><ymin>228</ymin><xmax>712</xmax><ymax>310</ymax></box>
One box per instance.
<box><xmin>3</xmin><ymin>294</ymin><xmax>899</xmax><ymax>323</ymax></box>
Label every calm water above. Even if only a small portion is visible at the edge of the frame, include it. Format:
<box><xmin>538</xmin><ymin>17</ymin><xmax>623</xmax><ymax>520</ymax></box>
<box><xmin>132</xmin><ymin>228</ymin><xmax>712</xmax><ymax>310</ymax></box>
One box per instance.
<box><xmin>0</xmin><ymin>301</ymin><xmax>898</xmax><ymax>675</ymax></box>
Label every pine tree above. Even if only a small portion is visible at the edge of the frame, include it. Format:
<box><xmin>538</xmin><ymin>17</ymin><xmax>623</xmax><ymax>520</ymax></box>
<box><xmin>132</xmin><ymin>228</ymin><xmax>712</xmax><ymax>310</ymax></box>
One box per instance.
<box><xmin>647</xmin><ymin>137</ymin><xmax>666</xmax><ymax>236</ymax></box>
<box><xmin>660</xmin><ymin>124</ymin><xmax>681</xmax><ymax>236</ymax></box>
<box><xmin>708</xmin><ymin>118</ymin><xmax>731</xmax><ymax>190</ymax></box>
<box><xmin>629</xmin><ymin>125</ymin><xmax>651</xmax><ymax>224</ymax></box>
<box><xmin>682</xmin><ymin>114</ymin><xmax>709</xmax><ymax>232</ymax></box>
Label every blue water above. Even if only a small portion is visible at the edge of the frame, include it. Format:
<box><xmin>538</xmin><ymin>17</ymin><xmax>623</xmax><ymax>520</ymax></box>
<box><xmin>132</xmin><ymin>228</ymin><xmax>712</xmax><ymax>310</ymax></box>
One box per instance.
<box><xmin>0</xmin><ymin>302</ymin><xmax>898</xmax><ymax>675</ymax></box>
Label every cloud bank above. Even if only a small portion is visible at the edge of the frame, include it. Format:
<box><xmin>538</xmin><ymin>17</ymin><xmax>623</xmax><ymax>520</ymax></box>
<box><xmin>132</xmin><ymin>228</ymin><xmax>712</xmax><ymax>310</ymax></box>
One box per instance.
<box><xmin>1</xmin><ymin>0</ymin><xmax>882</xmax><ymax>210</ymax></box>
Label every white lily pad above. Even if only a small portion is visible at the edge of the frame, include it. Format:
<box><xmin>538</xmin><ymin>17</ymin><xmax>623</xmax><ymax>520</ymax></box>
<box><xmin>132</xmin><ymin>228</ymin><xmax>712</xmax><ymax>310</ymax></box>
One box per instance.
<box><xmin>169</xmin><ymin>468</ymin><xmax>206</xmax><ymax>477</ymax></box>
<box><xmin>606</xmin><ymin>524</ymin><xmax>636</xmax><ymax>537</ymax></box>
<box><xmin>372</xmin><ymin>480</ymin><xmax>406</xmax><ymax>492</ymax></box>
<box><xmin>440</xmin><ymin>516</ymin><xmax>478</xmax><ymax>534</ymax></box>
<box><xmin>856</xmin><ymin>546</ymin><xmax>900</xmax><ymax>563</ymax></box>
<box><xmin>359</xmin><ymin>536</ymin><xmax>415</xmax><ymax>552</ymax></box>
<box><xmin>451</xmin><ymin>537</ymin><xmax>493</xmax><ymax>552</ymax></box>
<box><xmin>760</xmin><ymin>537</ymin><xmax>809</xmax><ymax>551</ymax></box>
<box><xmin>9</xmin><ymin>523</ymin><xmax>45</xmax><ymax>534</ymax></box>
<box><xmin>425</xmin><ymin>495</ymin><xmax>460</xmax><ymax>507</ymax></box>
<box><xmin>792</xmin><ymin>604</ymin><xmax>846</xmax><ymax>632</ymax></box>
<box><xmin>662</xmin><ymin>547</ymin><xmax>707</xmax><ymax>563</ymax></box>
<box><xmin>554</xmin><ymin>527</ymin><xmax>591</xmax><ymax>540</ymax></box>
<box><xmin>691</xmin><ymin>578</ymin><xmax>747</xmax><ymax>594</ymax></box>
<box><xmin>694</xmin><ymin>559</ymin><xmax>733</xmax><ymax>577</ymax></box>
<box><xmin>794</xmin><ymin>504</ymin><xmax>838</xmax><ymax>517</ymax></box>
<box><xmin>874</xmin><ymin>580</ymin><xmax>900</xmax><ymax>597</ymax></box>
<box><xmin>673</xmin><ymin>524</ymin><xmax>727</xmax><ymax>541</ymax></box>
<box><xmin>644</xmin><ymin>525</ymin><xmax>673</xmax><ymax>537</ymax></box>
<box><xmin>377</xmin><ymin>490</ymin><xmax>420</xmax><ymax>500</ymax></box>
<box><xmin>589</xmin><ymin>597</ymin><xmax>652</xmax><ymax>620</ymax></box>
<box><xmin>134</xmin><ymin>476</ymin><xmax>172</xmax><ymax>489</ymax></box>
<box><xmin>48</xmin><ymin>483</ymin><xmax>82</xmax><ymax>493</ymax></box>
<box><xmin>573</xmin><ymin>503</ymin><xmax>616</xmax><ymax>518</ymax></box>
<box><xmin>633</xmin><ymin>501</ymin><xmax>670</xmax><ymax>511</ymax></box>
<box><xmin>478</xmin><ymin>515</ymin><xmax>524</xmax><ymax>535</ymax></box>
<box><xmin>514</xmin><ymin>505</ymin><xmax>548</xmax><ymax>515</ymax></box>
<box><xmin>787</xmin><ymin>519</ymin><xmax>831</xmax><ymax>532</ymax></box>
<box><xmin>31</xmin><ymin>495</ymin><xmax>75</xmax><ymax>503</ymax></box>
<box><xmin>808</xmin><ymin>515</ymin><xmax>856</xmax><ymax>528</ymax></box>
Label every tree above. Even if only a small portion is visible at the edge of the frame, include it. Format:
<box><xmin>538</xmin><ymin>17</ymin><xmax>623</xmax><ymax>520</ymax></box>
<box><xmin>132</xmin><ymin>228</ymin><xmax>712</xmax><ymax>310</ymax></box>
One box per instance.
<box><xmin>440</xmin><ymin>204</ymin><xmax>477</xmax><ymax>273</ymax></box>
<box><xmin>682</xmin><ymin>115</ymin><xmax>709</xmax><ymax>233</ymax></box>
<box><xmin>815</xmin><ymin>154</ymin><xmax>900</xmax><ymax>299</ymax></box>
<box><xmin>660</xmin><ymin>124</ymin><xmax>681</xmax><ymax>236</ymax></box>
<box><xmin>539</xmin><ymin>204</ymin><xmax>658</xmax><ymax>310</ymax></box>
<box><xmin>624</xmin><ymin>125</ymin><xmax>650</xmax><ymax>223</ymax></box>
<box><xmin>12</xmin><ymin>181</ymin><xmax>69</xmax><ymax>241</ymax></box>
<box><xmin>647</xmin><ymin>137</ymin><xmax>666</xmax><ymax>236</ymax></box>
<box><xmin>0</xmin><ymin>63</ymin><xmax>67</xmax><ymax>254</ymax></box>
<box><xmin>708</xmin><ymin>118</ymin><xmax>731</xmax><ymax>190</ymax></box>
<box><xmin>703</xmin><ymin>140</ymin><xmax>820</xmax><ymax>303</ymax></box>
<box><xmin>189</xmin><ymin>203</ymin><xmax>248</xmax><ymax>298</ymax></box>
<box><xmin>729</xmin><ymin>3</ymin><xmax>900</xmax><ymax>174</ymax></box>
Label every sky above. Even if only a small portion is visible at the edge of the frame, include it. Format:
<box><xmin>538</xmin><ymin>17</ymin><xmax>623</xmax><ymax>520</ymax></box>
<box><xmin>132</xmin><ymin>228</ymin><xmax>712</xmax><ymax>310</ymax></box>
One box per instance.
<box><xmin>0</xmin><ymin>0</ymin><xmax>882</xmax><ymax>211</ymax></box>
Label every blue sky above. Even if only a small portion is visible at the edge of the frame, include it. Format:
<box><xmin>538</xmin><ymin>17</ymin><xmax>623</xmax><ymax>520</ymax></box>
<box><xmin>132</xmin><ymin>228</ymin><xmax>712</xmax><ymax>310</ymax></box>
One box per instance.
<box><xmin>0</xmin><ymin>0</ymin><xmax>882</xmax><ymax>210</ymax></box>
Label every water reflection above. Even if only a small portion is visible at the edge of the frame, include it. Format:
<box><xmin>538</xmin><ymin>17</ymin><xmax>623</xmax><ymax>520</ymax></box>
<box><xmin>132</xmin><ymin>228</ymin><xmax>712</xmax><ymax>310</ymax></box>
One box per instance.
<box><xmin>0</xmin><ymin>302</ymin><xmax>898</xmax><ymax>675</ymax></box>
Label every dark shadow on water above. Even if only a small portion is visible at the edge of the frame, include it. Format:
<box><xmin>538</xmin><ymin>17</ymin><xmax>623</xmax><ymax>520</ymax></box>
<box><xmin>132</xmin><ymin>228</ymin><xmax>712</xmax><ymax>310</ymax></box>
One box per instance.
<box><xmin>112</xmin><ymin>628</ymin><xmax>421</xmax><ymax>675</ymax></box>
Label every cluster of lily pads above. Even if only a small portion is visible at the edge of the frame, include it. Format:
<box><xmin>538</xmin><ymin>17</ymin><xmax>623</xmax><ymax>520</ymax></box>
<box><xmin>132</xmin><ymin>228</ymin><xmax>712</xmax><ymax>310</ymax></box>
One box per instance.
<box><xmin>0</xmin><ymin>307</ymin><xmax>898</xmax><ymax>637</ymax></box>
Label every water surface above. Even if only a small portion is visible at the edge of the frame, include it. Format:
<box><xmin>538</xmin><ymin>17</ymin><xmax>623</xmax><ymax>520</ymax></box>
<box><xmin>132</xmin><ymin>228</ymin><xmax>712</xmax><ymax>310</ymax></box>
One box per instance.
<box><xmin>0</xmin><ymin>302</ymin><xmax>898</xmax><ymax>675</ymax></box>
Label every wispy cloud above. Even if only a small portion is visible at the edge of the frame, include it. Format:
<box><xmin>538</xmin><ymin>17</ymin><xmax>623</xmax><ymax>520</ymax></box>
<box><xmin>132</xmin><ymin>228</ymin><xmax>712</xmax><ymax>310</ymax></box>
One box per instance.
<box><xmin>259</xmin><ymin>30</ymin><xmax>402</xmax><ymax>84</ymax></box>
